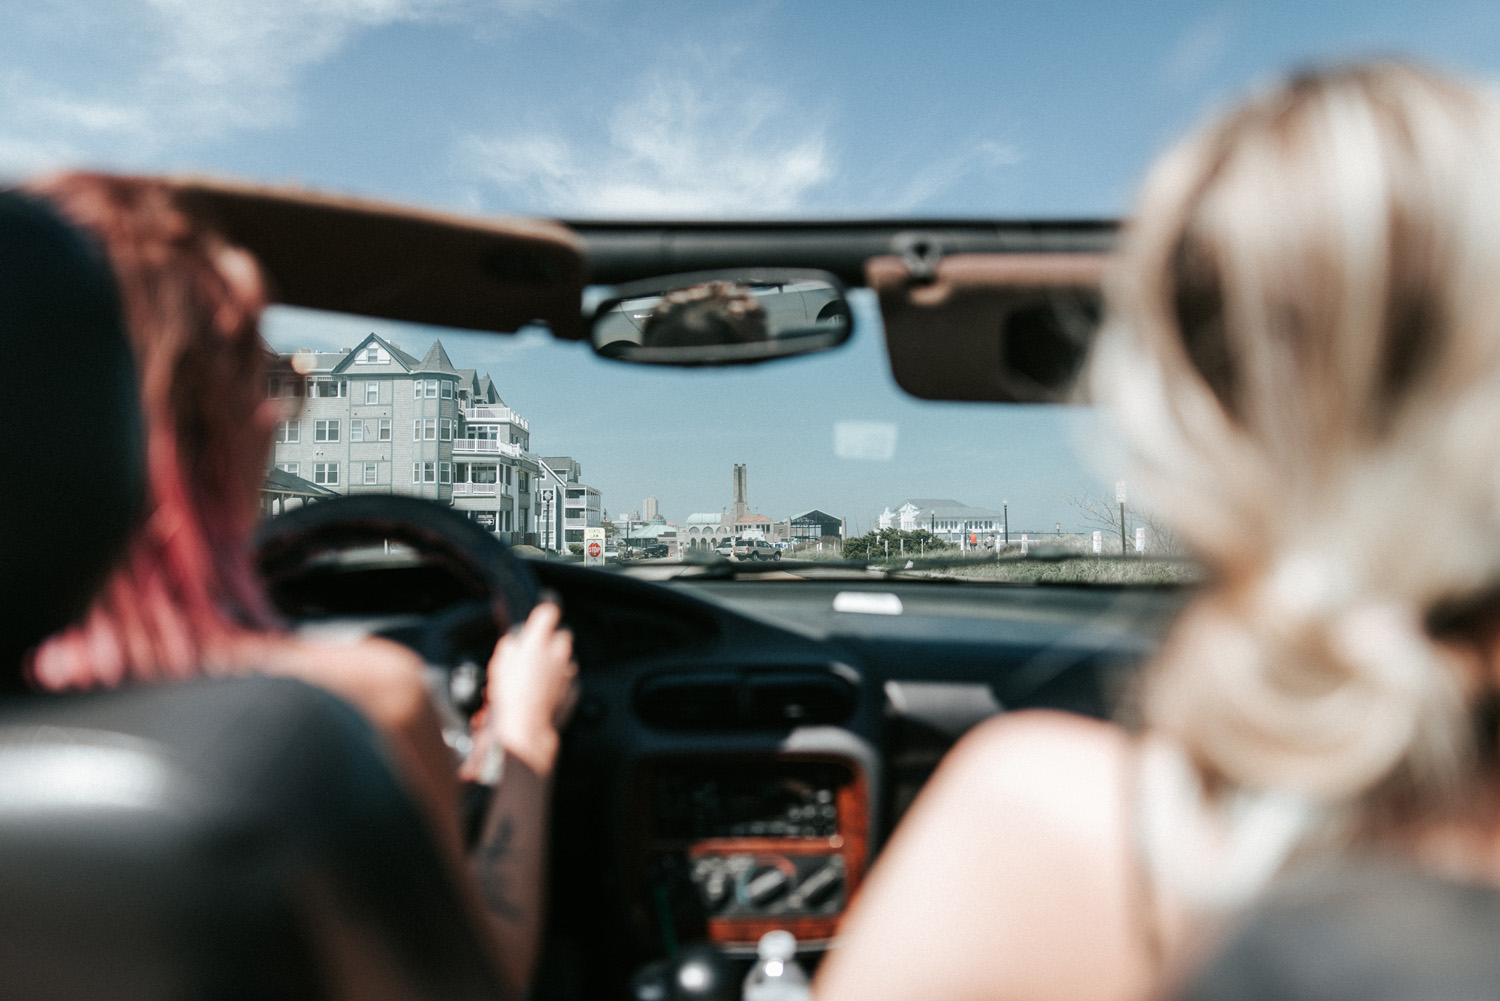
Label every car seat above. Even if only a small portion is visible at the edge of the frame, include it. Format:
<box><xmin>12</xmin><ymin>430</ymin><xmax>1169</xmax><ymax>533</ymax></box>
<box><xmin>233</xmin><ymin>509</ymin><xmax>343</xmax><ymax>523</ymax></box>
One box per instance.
<box><xmin>0</xmin><ymin>190</ymin><xmax>507</xmax><ymax>1000</ymax></box>
<box><xmin>1172</xmin><ymin>857</ymin><xmax>1500</xmax><ymax>1001</ymax></box>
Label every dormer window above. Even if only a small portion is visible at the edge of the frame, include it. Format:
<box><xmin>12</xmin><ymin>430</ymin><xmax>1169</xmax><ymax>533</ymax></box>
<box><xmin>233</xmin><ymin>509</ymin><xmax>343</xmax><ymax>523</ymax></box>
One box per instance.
<box><xmin>356</xmin><ymin>344</ymin><xmax>389</xmax><ymax>364</ymax></box>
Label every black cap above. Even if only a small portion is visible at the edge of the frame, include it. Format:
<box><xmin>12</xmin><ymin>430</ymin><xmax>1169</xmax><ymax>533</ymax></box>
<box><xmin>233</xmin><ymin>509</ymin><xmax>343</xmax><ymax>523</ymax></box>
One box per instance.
<box><xmin>0</xmin><ymin>190</ymin><xmax>144</xmax><ymax>683</ymax></box>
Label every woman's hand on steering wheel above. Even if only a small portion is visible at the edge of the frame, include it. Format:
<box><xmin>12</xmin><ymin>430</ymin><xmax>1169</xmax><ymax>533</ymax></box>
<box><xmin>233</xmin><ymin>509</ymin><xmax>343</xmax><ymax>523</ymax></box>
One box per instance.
<box><xmin>460</xmin><ymin>601</ymin><xmax>578</xmax><ymax>782</ymax></box>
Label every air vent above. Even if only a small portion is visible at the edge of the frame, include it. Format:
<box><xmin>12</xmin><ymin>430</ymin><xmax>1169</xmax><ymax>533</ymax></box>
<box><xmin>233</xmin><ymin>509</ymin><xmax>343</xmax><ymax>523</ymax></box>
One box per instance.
<box><xmin>635</xmin><ymin>674</ymin><xmax>739</xmax><ymax>729</ymax></box>
<box><xmin>635</xmin><ymin>670</ymin><xmax>857</xmax><ymax>730</ymax></box>
<box><xmin>745</xmin><ymin>673</ymin><xmax>857</xmax><ymax>726</ymax></box>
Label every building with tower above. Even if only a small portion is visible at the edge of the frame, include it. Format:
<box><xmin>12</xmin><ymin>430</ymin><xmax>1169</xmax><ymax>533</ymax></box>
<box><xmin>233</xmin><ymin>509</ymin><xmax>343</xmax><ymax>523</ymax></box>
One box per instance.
<box><xmin>679</xmin><ymin>463</ymin><xmax>788</xmax><ymax>551</ymax></box>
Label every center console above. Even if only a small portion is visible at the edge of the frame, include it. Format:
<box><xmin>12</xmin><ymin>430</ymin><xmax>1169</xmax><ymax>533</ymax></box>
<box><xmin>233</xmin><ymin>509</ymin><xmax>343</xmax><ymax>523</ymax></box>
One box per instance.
<box><xmin>628</xmin><ymin>754</ymin><xmax>868</xmax><ymax>951</ymax></box>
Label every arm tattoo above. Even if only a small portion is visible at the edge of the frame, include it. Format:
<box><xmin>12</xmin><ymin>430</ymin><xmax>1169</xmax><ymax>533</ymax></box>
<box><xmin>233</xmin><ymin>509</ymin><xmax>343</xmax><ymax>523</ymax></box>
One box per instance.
<box><xmin>478</xmin><ymin>816</ymin><xmax>524</xmax><ymax>922</ymax></box>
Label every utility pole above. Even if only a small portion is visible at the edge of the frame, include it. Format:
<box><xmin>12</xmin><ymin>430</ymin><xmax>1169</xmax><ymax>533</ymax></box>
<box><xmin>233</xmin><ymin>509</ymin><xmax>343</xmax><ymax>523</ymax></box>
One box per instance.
<box><xmin>1003</xmin><ymin>500</ymin><xmax>1009</xmax><ymax>545</ymax></box>
<box><xmin>1116</xmin><ymin>481</ymin><xmax>1128</xmax><ymax>557</ymax></box>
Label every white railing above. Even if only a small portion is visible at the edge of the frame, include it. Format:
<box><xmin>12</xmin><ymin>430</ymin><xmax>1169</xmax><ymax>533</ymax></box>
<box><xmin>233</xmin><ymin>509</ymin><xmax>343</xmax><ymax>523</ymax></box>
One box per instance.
<box><xmin>452</xmin><ymin>438</ymin><xmax>523</xmax><ymax>457</ymax></box>
<box><xmin>465</xmin><ymin>407</ymin><xmax>529</xmax><ymax>430</ymax></box>
<box><xmin>452</xmin><ymin>482</ymin><xmax>499</xmax><ymax>496</ymax></box>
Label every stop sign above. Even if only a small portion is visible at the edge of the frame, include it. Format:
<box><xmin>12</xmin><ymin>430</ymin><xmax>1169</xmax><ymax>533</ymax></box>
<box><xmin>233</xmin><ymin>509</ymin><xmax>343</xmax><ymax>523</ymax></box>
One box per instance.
<box><xmin>587</xmin><ymin>541</ymin><xmax>602</xmax><ymax>558</ymax></box>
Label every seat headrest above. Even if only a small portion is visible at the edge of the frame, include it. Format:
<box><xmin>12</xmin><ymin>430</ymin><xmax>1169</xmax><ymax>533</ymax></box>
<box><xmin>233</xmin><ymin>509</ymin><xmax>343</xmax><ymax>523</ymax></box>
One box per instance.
<box><xmin>0</xmin><ymin>191</ymin><xmax>143</xmax><ymax>679</ymax></box>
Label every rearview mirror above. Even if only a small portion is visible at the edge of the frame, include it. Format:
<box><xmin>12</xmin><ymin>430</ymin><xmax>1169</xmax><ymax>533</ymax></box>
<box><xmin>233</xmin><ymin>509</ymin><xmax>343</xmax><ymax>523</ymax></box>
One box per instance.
<box><xmin>588</xmin><ymin>268</ymin><xmax>852</xmax><ymax>366</ymax></box>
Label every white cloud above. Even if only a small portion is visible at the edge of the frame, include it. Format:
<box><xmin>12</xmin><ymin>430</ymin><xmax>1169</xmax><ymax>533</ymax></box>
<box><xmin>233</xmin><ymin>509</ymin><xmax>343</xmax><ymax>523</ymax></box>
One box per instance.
<box><xmin>876</xmin><ymin>138</ymin><xmax>1025</xmax><ymax>213</ymax></box>
<box><xmin>1165</xmin><ymin>10</ymin><xmax>1237</xmax><ymax>93</ymax></box>
<box><xmin>0</xmin><ymin>0</ymin><xmax>565</xmax><ymax>172</ymax></box>
<box><xmin>458</xmin><ymin>64</ymin><xmax>835</xmax><ymax>216</ymax></box>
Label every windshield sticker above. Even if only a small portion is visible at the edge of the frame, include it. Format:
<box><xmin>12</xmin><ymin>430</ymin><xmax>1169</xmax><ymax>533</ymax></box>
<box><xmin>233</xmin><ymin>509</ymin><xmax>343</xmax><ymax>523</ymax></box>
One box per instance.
<box><xmin>833</xmin><ymin>421</ymin><xmax>898</xmax><ymax>462</ymax></box>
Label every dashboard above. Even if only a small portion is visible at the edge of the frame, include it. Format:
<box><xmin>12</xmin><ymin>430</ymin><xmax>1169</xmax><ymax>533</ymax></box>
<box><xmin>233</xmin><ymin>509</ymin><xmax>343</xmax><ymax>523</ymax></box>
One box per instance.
<box><xmin>526</xmin><ymin>561</ymin><xmax>1182</xmax><ymax>994</ymax></box>
<box><xmin>269</xmin><ymin>554</ymin><xmax>1187</xmax><ymax>997</ymax></box>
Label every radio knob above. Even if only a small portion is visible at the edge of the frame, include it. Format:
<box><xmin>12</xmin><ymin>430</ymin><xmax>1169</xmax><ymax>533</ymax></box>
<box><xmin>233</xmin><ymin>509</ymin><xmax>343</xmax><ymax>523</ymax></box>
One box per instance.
<box><xmin>702</xmin><ymin>869</ymin><xmax>731</xmax><ymax>911</ymax></box>
<box><xmin>798</xmin><ymin>862</ymin><xmax>845</xmax><ymax>907</ymax></box>
<box><xmin>744</xmin><ymin>865</ymin><xmax>791</xmax><ymax>906</ymax></box>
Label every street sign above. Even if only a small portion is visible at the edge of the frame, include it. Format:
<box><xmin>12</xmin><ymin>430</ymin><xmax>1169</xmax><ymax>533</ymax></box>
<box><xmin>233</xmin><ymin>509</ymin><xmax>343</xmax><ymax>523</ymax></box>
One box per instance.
<box><xmin>1092</xmin><ymin>530</ymin><xmax>1103</xmax><ymax>554</ymax></box>
<box><xmin>1021</xmin><ymin>533</ymin><xmax>1029</xmax><ymax>556</ymax></box>
<box><xmin>583</xmin><ymin>526</ymin><xmax>606</xmax><ymax>567</ymax></box>
<box><xmin>1135</xmin><ymin>527</ymin><xmax>1146</xmax><ymax>553</ymax></box>
<box><xmin>1116</xmin><ymin>480</ymin><xmax>1127</xmax><ymax>504</ymax></box>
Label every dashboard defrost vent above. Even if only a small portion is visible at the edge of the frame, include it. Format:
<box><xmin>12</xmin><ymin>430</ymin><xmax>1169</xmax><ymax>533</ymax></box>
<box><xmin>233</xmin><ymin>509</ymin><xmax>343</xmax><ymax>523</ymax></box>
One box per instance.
<box><xmin>636</xmin><ymin>671</ymin><xmax>857</xmax><ymax>730</ymax></box>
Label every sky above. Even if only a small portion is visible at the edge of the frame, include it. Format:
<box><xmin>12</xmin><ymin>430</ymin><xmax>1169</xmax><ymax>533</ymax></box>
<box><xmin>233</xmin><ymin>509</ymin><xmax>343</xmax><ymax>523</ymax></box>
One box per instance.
<box><xmin>7</xmin><ymin>1</ymin><xmax>1500</xmax><ymax>529</ymax></box>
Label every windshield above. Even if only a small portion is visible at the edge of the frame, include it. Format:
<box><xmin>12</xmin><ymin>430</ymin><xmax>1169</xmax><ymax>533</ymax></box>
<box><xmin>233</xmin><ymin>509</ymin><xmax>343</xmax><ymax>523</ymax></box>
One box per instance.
<box><xmin>8</xmin><ymin>3</ymin><xmax>1493</xmax><ymax>586</ymax></box>
<box><xmin>261</xmin><ymin>296</ymin><xmax>1190</xmax><ymax>583</ymax></box>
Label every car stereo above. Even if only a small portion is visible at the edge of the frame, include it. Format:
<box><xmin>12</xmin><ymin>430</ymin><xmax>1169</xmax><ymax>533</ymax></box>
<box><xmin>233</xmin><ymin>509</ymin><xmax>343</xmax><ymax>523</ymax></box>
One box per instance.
<box><xmin>628</xmin><ymin>755</ymin><xmax>867</xmax><ymax>950</ymax></box>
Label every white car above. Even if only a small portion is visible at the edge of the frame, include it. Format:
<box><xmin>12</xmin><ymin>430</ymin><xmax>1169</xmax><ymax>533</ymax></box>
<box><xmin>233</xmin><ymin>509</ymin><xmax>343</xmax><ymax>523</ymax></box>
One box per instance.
<box><xmin>732</xmin><ymin>538</ymin><xmax>781</xmax><ymax>561</ymax></box>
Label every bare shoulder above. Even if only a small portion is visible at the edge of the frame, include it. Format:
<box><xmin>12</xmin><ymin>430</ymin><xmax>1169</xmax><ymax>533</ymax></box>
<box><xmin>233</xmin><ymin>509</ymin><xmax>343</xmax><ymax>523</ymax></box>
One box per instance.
<box><xmin>251</xmin><ymin>634</ymin><xmax>430</xmax><ymax>733</ymax></box>
<box><xmin>817</xmin><ymin>711</ymin><xmax>1147</xmax><ymax>1001</ymax></box>
<box><xmin>891</xmin><ymin>709</ymin><xmax>1136</xmax><ymax>880</ymax></box>
<box><xmin>939</xmin><ymin>709</ymin><xmax>1133</xmax><ymax>817</ymax></box>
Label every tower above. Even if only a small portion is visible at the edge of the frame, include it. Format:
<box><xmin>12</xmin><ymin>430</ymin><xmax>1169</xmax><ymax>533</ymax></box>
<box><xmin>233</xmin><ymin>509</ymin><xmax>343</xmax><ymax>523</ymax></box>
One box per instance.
<box><xmin>731</xmin><ymin>463</ymin><xmax>749</xmax><ymax>521</ymax></box>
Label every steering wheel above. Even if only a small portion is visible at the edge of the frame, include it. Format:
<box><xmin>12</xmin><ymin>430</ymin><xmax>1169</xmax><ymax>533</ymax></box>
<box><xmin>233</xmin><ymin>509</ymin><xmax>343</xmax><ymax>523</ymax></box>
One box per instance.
<box><xmin>253</xmin><ymin>494</ymin><xmax>540</xmax><ymax>722</ymax></box>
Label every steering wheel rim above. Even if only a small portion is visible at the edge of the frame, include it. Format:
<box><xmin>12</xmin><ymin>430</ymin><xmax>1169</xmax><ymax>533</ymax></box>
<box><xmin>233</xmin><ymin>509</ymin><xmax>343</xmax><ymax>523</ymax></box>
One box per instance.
<box><xmin>253</xmin><ymin>494</ymin><xmax>540</xmax><ymax>668</ymax></box>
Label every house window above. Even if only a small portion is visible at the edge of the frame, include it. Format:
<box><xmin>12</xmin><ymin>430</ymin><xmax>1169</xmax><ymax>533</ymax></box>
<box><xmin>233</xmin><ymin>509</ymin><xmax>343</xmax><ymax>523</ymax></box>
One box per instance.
<box><xmin>413</xmin><ymin>381</ymin><xmax>422</xmax><ymax>398</ymax></box>
<box><xmin>360</xmin><ymin>346</ymin><xmax>381</xmax><ymax>364</ymax></box>
<box><xmin>362</xmin><ymin>462</ymin><xmax>378</xmax><ymax>485</ymax></box>
<box><xmin>440</xmin><ymin>381</ymin><xmax>453</xmax><ymax>399</ymax></box>
<box><xmin>520</xmin><ymin>472</ymin><xmax>529</xmax><ymax>491</ymax></box>
<box><xmin>473</xmin><ymin>465</ymin><xmax>498</xmax><ymax>484</ymax></box>
<box><xmin>378</xmin><ymin>418</ymin><xmax>391</xmax><ymax>441</ymax></box>
<box><xmin>566</xmin><ymin>489</ymin><xmax>584</xmax><ymax>499</ymax></box>
<box><xmin>411</xmin><ymin>462</ymin><xmax>421</xmax><ymax>484</ymax></box>
<box><xmin>425</xmin><ymin>380</ymin><xmax>438</xmax><ymax>398</ymax></box>
<box><xmin>439</xmin><ymin>462</ymin><xmax>451</xmax><ymax>484</ymax></box>
<box><xmin>275</xmin><ymin>462</ymin><xmax>299</xmax><ymax>476</ymax></box>
<box><xmin>364</xmin><ymin>382</ymin><xmax>379</xmax><ymax>404</ymax></box>
<box><xmin>314</xmin><ymin>419</ymin><xmax>340</xmax><ymax>442</ymax></box>
<box><xmin>440</xmin><ymin>418</ymin><xmax>453</xmax><ymax>441</ymax></box>
<box><xmin>313</xmin><ymin>462</ymin><xmax>339</xmax><ymax>485</ymax></box>
<box><xmin>413</xmin><ymin>420</ymin><xmax>421</xmax><ymax>440</ymax></box>
<box><xmin>423</xmin><ymin>462</ymin><xmax>437</xmax><ymax>483</ymax></box>
<box><xmin>350</xmin><ymin>420</ymin><xmax>364</xmax><ymax>442</ymax></box>
<box><xmin>275</xmin><ymin>420</ymin><xmax>300</xmax><ymax>444</ymax></box>
<box><xmin>424</xmin><ymin>418</ymin><xmax>437</xmax><ymax>440</ymax></box>
<box><xmin>308</xmin><ymin>378</ymin><xmax>347</xmax><ymax>398</ymax></box>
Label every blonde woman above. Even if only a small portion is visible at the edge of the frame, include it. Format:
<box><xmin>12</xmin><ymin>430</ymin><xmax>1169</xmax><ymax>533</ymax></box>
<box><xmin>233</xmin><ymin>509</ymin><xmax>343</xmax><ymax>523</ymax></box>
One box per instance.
<box><xmin>816</xmin><ymin>62</ymin><xmax>1500</xmax><ymax>1001</ymax></box>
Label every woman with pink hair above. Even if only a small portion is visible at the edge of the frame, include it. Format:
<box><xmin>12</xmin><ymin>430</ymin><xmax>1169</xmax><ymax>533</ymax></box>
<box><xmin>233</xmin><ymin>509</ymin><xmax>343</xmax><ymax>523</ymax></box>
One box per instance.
<box><xmin>26</xmin><ymin>172</ymin><xmax>569</xmax><ymax>1000</ymax></box>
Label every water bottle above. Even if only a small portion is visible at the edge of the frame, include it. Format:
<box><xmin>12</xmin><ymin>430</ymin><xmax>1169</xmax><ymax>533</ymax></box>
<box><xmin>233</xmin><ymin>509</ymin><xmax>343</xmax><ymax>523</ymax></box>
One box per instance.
<box><xmin>741</xmin><ymin>930</ymin><xmax>809</xmax><ymax>1001</ymax></box>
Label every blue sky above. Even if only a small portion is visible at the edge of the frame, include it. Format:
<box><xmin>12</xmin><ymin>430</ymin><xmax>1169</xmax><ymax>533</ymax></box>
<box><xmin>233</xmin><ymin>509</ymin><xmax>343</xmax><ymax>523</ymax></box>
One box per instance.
<box><xmin>7</xmin><ymin>1</ymin><xmax>1500</xmax><ymax>528</ymax></box>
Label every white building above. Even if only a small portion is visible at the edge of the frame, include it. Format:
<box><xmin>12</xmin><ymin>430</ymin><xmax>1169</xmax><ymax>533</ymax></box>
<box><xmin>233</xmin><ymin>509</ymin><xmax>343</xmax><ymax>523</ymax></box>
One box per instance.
<box><xmin>879</xmin><ymin>498</ymin><xmax>1006</xmax><ymax>542</ymax></box>
<box><xmin>268</xmin><ymin>333</ymin><xmax>600</xmax><ymax>552</ymax></box>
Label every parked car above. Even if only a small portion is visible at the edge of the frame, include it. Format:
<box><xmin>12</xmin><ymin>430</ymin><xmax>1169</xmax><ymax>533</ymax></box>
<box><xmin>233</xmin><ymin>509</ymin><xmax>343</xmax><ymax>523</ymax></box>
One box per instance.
<box><xmin>732</xmin><ymin>538</ymin><xmax>781</xmax><ymax>561</ymax></box>
<box><xmin>640</xmin><ymin>542</ymin><xmax>669</xmax><ymax>559</ymax></box>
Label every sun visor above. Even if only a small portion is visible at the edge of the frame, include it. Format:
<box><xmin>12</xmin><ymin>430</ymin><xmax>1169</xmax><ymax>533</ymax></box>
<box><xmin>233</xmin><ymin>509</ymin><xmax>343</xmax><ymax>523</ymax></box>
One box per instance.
<box><xmin>170</xmin><ymin>177</ymin><xmax>586</xmax><ymax>339</ymax></box>
<box><xmin>869</xmin><ymin>252</ymin><xmax>1105</xmax><ymax>402</ymax></box>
